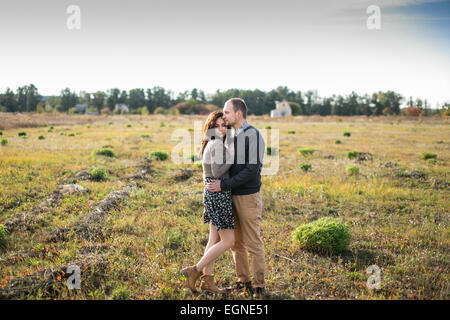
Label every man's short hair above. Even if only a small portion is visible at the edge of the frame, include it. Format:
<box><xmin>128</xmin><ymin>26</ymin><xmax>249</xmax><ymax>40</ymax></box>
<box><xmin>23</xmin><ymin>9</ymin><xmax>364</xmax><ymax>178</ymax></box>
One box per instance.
<box><xmin>227</xmin><ymin>98</ymin><xmax>247</xmax><ymax>119</ymax></box>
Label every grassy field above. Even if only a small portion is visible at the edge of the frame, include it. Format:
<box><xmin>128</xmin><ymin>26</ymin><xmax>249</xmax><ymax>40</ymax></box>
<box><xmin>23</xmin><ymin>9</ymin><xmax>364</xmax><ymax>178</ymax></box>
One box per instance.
<box><xmin>0</xmin><ymin>113</ymin><xmax>448</xmax><ymax>300</ymax></box>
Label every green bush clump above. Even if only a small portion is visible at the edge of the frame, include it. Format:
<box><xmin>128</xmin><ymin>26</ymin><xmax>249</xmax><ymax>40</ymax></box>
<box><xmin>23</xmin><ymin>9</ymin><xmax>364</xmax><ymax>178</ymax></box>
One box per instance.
<box><xmin>298</xmin><ymin>148</ymin><xmax>314</xmax><ymax>156</ymax></box>
<box><xmin>160</xmin><ymin>122</ymin><xmax>165</xmax><ymax>127</ymax></box>
<box><xmin>150</xmin><ymin>151</ymin><xmax>168</xmax><ymax>161</ymax></box>
<box><xmin>265</xmin><ymin>125</ymin><xmax>272</xmax><ymax>129</ymax></box>
<box><xmin>189</xmin><ymin>154</ymin><xmax>200</xmax><ymax>162</ymax></box>
<box><xmin>292</xmin><ymin>217</ymin><xmax>351</xmax><ymax>255</ymax></box>
<box><xmin>49</xmin><ymin>126</ymin><xmax>54</xmax><ymax>130</ymax></box>
<box><xmin>38</xmin><ymin>135</ymin><xmax>45</xmax><ymax>140</ymax></box>
<box><xmin>18</xmin><ymin>132</ymin><xmax>27</xmax><ymax>137</ymax></box>
<box><xmin>343</xmin><ymin>132</ymin><xmax>351</xmax><ymax>137</ymax></box>
<box><xmin>141</xmin><ymin>134</ymin><xmax>150</xmax><ymax>138</ymax></box>
<box><xmin>0</xmin><ymin>224</ymin><xmax>7</xmax><ymax>246</ymax></box>
<box><xmin>335</xmin><ymin>140</ymin><xmax>341</xmax><ymax>144</ymax></box>
<box><xmin>95</xmin><ymin>148</ymin><xmax>115</xmax><ymax>157</ymax></box>
<box><xmin>422</xmin><ymin>153</ymin><xmax>437</xmax><ymax>160</ymax></box>
<box><xmin>0</xmin><ymin>131</ymin><xmax>2</xmax><ymax>136</ymax></box>
<box><xmin>267</xmin><ymin>146</ymin><xmax>278</xmax><ymax>156</ymax></box>
<box><xmin>68</xmin><ymin>133</ymin><xmax>75</xmax><ymax>136</ymax></box>
<box><xmin>347</xmin><ymin>151</ymin><xmax>358</xmax><ymax>159</ymax></box>
<box><xmin>1</xmin><ymin>139</ymin><xmax>7</xmax><ymax>146</ymax></box>
<box><xmin>127</xmin><ymin>124</ymin><xmax>132</xmax><ymax>128</ymax></box>
<box><xmin>111</xmin><ymin>285</ymin><xmax>131</xmax><ymax>300</ymax></box>
<box><xmin>346</xmin><ymin>165</ymin><xmax>360</xmax><ymax>175</ymax></box>
<box><xmin>299</xmin><ymin>163</ymin><xmax>312</xmax><ymax>172</ymax></box>
<box><xmin>288</xmin><ymin>130</ymin><xmax>296</xmax><ymax>134</ymax></box>
<box><xmin>89</xmin><ymin>167</ymin><xmax>108</xmax><ymax>181</ymax></box>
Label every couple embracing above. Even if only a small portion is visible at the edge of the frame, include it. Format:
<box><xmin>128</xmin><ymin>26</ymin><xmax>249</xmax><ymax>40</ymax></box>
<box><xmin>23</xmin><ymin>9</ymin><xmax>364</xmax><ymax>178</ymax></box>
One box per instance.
<box><xmin>182</xmin><ymin>98</ymin><xmax>267</xmax><ymax>299</ymax></box>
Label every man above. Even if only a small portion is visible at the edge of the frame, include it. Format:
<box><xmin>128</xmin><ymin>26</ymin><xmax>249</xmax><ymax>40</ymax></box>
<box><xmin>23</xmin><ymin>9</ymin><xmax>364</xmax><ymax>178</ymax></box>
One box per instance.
<box><xmin>205</xmin><ymin>97</ymin><xmax>266</xmax><ymax>299</ymax></box>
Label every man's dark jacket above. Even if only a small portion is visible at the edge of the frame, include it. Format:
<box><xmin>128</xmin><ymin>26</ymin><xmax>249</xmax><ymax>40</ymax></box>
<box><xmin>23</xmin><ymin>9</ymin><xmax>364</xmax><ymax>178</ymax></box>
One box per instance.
<box><xmin>220</xmin><ymin>124</ymin><xmax>265</xmax><ymax>195</ymax></box>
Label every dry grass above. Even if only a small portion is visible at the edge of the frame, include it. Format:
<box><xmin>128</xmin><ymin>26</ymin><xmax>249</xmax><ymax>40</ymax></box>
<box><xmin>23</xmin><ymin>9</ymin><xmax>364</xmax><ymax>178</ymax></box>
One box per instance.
<box><xmin>0</xmin><ymin>113</ymin><xmax>448</xmax><ymax>300</ymax></box>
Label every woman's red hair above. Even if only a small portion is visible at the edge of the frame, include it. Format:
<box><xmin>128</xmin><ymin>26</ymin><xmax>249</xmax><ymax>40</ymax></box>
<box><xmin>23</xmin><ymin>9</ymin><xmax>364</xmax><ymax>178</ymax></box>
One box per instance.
<box><xmin>199</xmin><ymin>111</ymin><xmax>229</xmax><ymax>158</ymax></box>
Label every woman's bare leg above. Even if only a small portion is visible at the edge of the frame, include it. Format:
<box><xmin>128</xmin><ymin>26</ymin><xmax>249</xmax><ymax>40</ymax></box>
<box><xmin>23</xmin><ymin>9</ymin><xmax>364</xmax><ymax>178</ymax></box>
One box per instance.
<box><xmin>195</xmin><ymin>228</ymin><xmax>235</xmax><ymax>272</ymax></box>
<box><xmin>203</xmin><ymin>224</ymin><xmax>220</xmax><ymax>275</ymax></box>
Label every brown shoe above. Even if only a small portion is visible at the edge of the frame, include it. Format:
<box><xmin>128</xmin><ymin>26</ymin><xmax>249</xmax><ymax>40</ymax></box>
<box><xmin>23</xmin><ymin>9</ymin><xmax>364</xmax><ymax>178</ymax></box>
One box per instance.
<box><xmin>200</xmin><ymin>275</ymin><xmax>226</xmax><ymax>294</ymax></box>
<box><xmin>182</xmin><ymin>265</ymin><xmax>203</xmax><ymax>293</ymax></box>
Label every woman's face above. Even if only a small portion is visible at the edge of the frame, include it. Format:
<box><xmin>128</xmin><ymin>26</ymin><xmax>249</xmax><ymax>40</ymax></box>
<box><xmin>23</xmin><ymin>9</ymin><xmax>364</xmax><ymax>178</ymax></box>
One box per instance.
<box><xmin>214</xmin><ymin>117</ymin><xmax>227</xmax><ymax>138</ymax></box>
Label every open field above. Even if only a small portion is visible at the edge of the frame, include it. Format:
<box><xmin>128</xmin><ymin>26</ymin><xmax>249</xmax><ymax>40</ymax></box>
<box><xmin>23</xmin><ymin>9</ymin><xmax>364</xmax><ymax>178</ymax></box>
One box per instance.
<box><xmin>0</xmin><ymin>114</ymin><xmax>449</xmax><ymax>300</ymax></box>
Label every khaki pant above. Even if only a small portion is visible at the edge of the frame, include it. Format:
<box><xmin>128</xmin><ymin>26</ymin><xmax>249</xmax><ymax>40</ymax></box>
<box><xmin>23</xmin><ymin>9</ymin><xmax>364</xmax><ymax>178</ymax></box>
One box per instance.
<box><xmin>231</xmin><ymin>191</ymin><xmax>265</xmax><ymax>288</ymax></box>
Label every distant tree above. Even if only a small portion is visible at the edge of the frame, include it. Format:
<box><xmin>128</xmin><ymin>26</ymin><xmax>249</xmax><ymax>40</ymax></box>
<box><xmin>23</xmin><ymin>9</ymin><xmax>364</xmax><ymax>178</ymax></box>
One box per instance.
<box><xmin>0</xmin><ymin>88</ymin><xmax>17</xmax><ymax>112</ymax></box>
<box><xmin>128</xmin><ymin>88</ymin><xmax>146</xmax><ymax>111</ymax></box>
<box><xmin>60</xmin><ymin>88</ymin><xmax>78</xmax><ymax>112</ymax></box>
<box><xmin>119</xmin><ymin>90</ymin><xmax>128</xmax><ymax>104</ymax></box>
<box><xmin>106</xmin><ymin>88</ymin><xmax>120</xmax><ymax>111</ymax></box>
<box><xmin>404</xmin><ymin>107</ymin><xmax>422</xmax><ymax>116</ymax></box>
<box><xmin>92</xmin><ymin>91</ymin><xmax>106</xmax><ymax>112</ymax></box>
<box><xmin>289</xmin><ymin>102</ymin><xmax>303</xmax><ymax>115</ymax></box>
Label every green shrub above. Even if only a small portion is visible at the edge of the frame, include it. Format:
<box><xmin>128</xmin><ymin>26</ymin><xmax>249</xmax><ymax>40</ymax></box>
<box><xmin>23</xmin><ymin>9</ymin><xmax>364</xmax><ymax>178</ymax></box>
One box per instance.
<box><xmin>86</xmin><ymin>125</ymin><xmax>91</xmax><ymax>128</ymax></box>
<box><xmin>1</xmin><ymin>139</ymin><xmax>7</xmax><ymax>146</ymax></box>
<box><xmin>141</xmin><ymin>134</ymin><xmax>150</xmax><ymax>138</ymax></box>
<box><xmin>422</xmin><ymin>153</ymin><xmax>437</xmax><ymax>160</ymax></box>
<box><xmin>48</xmin><ymin>129</ymin><xmax>53</xmax><ymax>133</ymax></box>
<box><xmin>108</xmin><ymin>121</ymin><xmax>113</xmax><ymax>125</ymax></box>
<box><xmin>0</xmin><ymin>224</ymin><xmax>7</xmax><ymax>245</ymax></box>
<box><xmin>95</xmin><ymin>148</ymin><xmax>115</xmax><ymax>157</ymax></box>
<box><xmin>189</xmin><ymin>154</ymin><xmax>200</xmax><ymax>162</ymax></box>
<box><xmin>265</xmin><ymin>125</ymin><xmax>272</xmax><ymax>129</ymax></box>
<box><xmin>111</xmin><ymin>285</ymin><xmax>131</xmax><ymax>300</ymax></box>
<box><xmin>347</xmin><ymin>151</ymin><xmax>358</xmax><ymax>159</ymax></box>
<box><xmin>335</xmin><ymin>140</ymin><xmax>341</xmax><ymax>144</ymax></box>
<box><xmin>167</xmin><ymin>230</ymin><xmax>184</xmax><ymax>249</ymax></box>
<box><xmin>68</xmin><ymin>133</ymin><xmax>75</xmax><ymax>136</ymax></box>
<box><xmin>343</xmin><ymin>132</ymin><xmax>351</xmax><ymax>137</ymax></box>
<box><xmin>89</xmin><ymin>167</ymin><xmax>108</xmax><ymax>181</ymax></box>
<box><xmin>38</xmin><ymin>135</ymin><xmax>45</xmax><ymax>140</ymax></box>
<box><xmin>299</xmin><ymin>163</ymin><xmax>312</xmax><ymax>172</ymax></box>
<box><xmin>298</xmin><ymin>148</ymin><xmax>314</xmax><ymax>156</ymax></box>
<box><xmin>288</xmin><ymin>130</ymin><xmax>296</xmax><ymax>134</ymax></box>
<box><xmin>292</xmin><ymin>217</ymin><xmax>350</xmax><ymax>255</ymax></box>
<box><xmin>0</xmin><ymin>131</ymin><xmax>2</xmax><ymax>136</ymax></box>
<box><xmin>127</xmin><ymin>124</ymin><xmax>132</xmax><ymax>128</ymax></box>
<box><xmin>267</xmin><ymin>146</ymin><xmax>278</xmax><ymax>156</ymax></box>
<box><xmin>160</xmin><ymin>122</ymin><xmax>165</xmax><ymax>127</ymax></box>
<box><xmin>150</xmin><ymin>151</ymin><xmax>168</xmax><ymax>161</ymax></box>
<box><xmin>346</xmin><ymin>165</ymin><xmax>360</xmax><ymax>176</ymax></box>
<box><xmin>18</xmin><ymin>132</ymin><xmax>27</xmax><ymax>137</ymax></box>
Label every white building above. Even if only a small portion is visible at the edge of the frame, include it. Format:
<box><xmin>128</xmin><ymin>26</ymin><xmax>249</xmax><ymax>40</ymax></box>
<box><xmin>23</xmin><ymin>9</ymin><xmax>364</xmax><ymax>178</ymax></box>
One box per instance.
<box><xmin>75</xmin><ymin>104</ymin><xmax>88</xmax><ymax>113</ymax></box>
<box><xmin>270</xmin><ymin>100</ymin><xmax>292</xmax><ymax>117</ymax></box>
<box><xmin>114</xmin><ymin>104</ymin><xmax>129</xmax><ymax>113</ymax></box>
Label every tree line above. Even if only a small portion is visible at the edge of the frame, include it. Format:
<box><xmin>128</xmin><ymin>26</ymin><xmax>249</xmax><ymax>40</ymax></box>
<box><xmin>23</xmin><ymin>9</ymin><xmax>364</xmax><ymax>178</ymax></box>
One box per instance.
<box><xmin>0</xmin><ymin>84</ymin><xmax>447</xmax><ymax>116</ymax></box>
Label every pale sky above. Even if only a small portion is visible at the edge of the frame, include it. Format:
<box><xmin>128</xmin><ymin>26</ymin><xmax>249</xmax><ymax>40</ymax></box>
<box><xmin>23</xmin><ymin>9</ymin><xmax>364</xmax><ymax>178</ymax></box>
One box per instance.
<box><xmin>0</xmin><ymin>0</ymin><xmax>449</xmax><ymax>108</ymax></box>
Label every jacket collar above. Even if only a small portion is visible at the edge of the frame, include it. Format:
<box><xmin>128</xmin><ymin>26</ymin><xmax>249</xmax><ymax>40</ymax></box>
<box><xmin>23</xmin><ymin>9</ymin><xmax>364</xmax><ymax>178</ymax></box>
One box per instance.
<box><xmin>235</xmin><ymin>120</ymin><xmax>250</xmax><ymax>136</ymax></box>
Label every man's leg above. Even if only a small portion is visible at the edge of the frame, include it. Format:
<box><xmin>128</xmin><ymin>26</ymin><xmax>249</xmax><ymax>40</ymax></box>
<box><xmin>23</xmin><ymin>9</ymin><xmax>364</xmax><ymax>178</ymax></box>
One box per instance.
<box><xmin>233</xmin><ymin>192</ymin><xmax>265</xmax><ymax>288</ymax></box>
<box><xmin>230</xmin><ymin>196</ymin><xmax>251</xmax><ymax>284</ymax></box>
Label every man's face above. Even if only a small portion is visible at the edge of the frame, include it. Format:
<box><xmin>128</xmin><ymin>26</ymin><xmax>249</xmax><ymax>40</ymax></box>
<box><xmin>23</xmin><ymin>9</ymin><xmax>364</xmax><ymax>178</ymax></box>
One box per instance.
<box><xmin>222</xmin><ymin>102</ymin><xmax>236</xmax><ymax>126</ymax></box>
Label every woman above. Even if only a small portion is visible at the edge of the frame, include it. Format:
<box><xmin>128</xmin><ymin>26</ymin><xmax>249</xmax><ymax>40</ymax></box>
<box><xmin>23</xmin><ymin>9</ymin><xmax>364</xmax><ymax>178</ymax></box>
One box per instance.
<box><xmin>182</xmin><ymin>111</ymin><xmax>235</xmax><ymax>294</ymax></box>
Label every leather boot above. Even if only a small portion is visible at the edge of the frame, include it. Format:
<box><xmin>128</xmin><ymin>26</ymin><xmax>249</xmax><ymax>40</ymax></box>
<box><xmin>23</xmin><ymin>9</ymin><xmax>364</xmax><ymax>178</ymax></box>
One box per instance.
<box><xmin>200</xmin><ymin>275</ymin><xmax>226</xmax><ymax>294</ymax></box>
<box><xmin>182</xmin><ymin>265</ymin><xmax>203</xmax><ymax>293</ymax></box>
